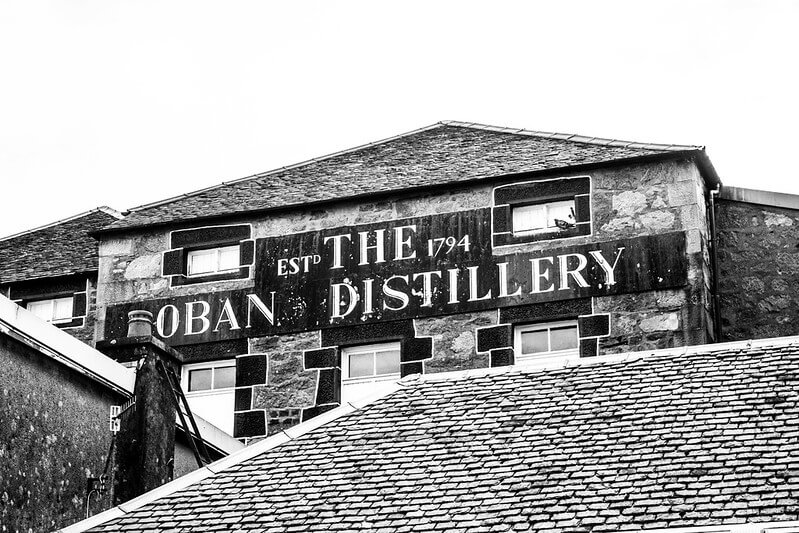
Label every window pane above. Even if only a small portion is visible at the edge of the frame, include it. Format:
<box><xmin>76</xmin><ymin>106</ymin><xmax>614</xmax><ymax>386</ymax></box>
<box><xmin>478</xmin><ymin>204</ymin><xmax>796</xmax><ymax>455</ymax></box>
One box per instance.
<box><xmin>217</xmin><ymin>246</ymin><xmax>240</xmax><ymax>271</ymax></box>
<box><xmin>550</xmin><ymin>326</ymin><xmax>579</xmax><ymax>351</ymax></box>
<box><xmin>349</xmin><ymin>352</ymin><xmax>374</xmax><ymax>378</ymax></box>
<box><xmin>547</xmin><ymin>200</ymin><xmax>575</xmax><ymax>228</ymax></box>
<box><xmin>374</xmin><ymin>350</ymin><xmax>400</xmax><ymax>375</ymax></box>
<box><xmin>52</xmin><ymin>297</ymin><xmax>73</xmax><ymax>320</ymax></box>
<box><xmin>188</xmin><ymin>250</ymin><xmax>216</xmax><ymax>275</ymax></box>
<box><xmin>520</xmin><ymin>329</ymin><xmax>548</xmax><ymax>354</ymax></box>
<box><xmin>512</xmin><ymin>204</ymin><xmax>547</xmax><ymax>233</ymax></box>
<box><xmin>213</xmin><ymin>366</ymin><xmax>236</xmax><ymax>389</ymax></box>
<box><xmin>27</xmin><ymin>300</ymin><xmax>52</xmax><ymax>321</ymax></box>
<box><xmin>189</xmin><ymin>369</ymin><xmax>213</xmax><ymax>391</ymax></box>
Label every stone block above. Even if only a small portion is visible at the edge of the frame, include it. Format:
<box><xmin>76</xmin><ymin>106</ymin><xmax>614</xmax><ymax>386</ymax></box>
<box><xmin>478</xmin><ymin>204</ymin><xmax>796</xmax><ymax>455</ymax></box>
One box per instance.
<box><xmin>476</xmin><ymin>324</ymin><xmax>512</xmax><ymax>353</ymax></box>
<box><xmin>304</xmin><ymin>347</ymin><xmax>340</xmax><ymax>369</ymax></box>
<box><xmin>124</xmin><ymin>254</ymin><xmax>162</xmax><ymax>280</ymax></box>
<box><xmin>401</xmin><ymin>361</ymin><xmax>424</xmax><ymax>377</ymax></box>
<box><xmin>233</xmin><ymin>410</ymin><xmax>266</xmax><ymax>438</ymax></box>
<box><xmin>234</xmin><ymin>387</ymin><xmax>252</xmax><ymax>411</ymax></box>
<box><xmin>764</xmin><ymin>212</ymin><xmax>795</xmax><ymax>227</ymax></box>
<box><xmin>612</xmin><ymin>191</ymin><xmax>647</xmax><ymax>217</ymax></box>
<box><xmin>639</xmin><ymin>210</ymin><xmax>676</xmax><ymax>232</ymax></box>
<box><xmin>667</xmin><ymin>181</ymin><xmax>697</xmax><ymax>207</ymax></box>
<box><xmin>579</xmin><ymin>338</ymin><xmax>598</xmax><ymax>358</ymax></box>
<box><xmin>639</xmin><ymin>313</ymin><xmax>680</xmax><ymax>333</ymax></box>
<box><xmin>301</xmin><ymin>403</ymin><xmax>337</xmax><ymax>422</ymax></box>
<box><xmin>401</xmin><ymin>337</ymin><xmax>433</xmax><ymax>362</ymax></box>
<box><xmin>236</xmin><ymin>354</ymin><xmax>267</xmax><ymax>387</ymax></box>
<box><xmin>489</xmin><ymin>348</ymin><xmax>514</xmax><ymax>367</ymax></box>
<box><xmin>680</xmin><ymin>204</ymin><xmax>701</xmax><ymax>230</ymax></box>
<box><xmin>315</xmin><ymin>368</ymin><xmax>341</xmax><ymax>405</ymax></box>
<box><xmin>578</xmin><ymin>314</ymin><xmax>610</xmax><ymax>338</ymax></box>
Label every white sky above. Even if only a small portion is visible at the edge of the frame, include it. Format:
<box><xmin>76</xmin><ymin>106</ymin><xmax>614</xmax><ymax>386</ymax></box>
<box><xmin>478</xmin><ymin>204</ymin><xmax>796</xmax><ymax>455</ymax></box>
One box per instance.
<box><xmin>1</xmin><ymin>1</ymin><xmax>797</xmax><ymax>237</ymax></box>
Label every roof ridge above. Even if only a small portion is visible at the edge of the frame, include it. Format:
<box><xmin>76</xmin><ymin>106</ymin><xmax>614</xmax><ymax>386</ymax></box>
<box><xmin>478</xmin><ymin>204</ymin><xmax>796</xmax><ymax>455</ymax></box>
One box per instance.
<box><xmin>122</xmin><ymin>123</ymin><xmax>448</xmax><ymax>215</ymax></box>
<box><xmin>0</xmin><ymin>206</ymin><xmax>123</xmax><ymax>242</ymax></box>
<box><xmin>58</xmin><ymin>334</ymin><xmax>799</xmax><ymax>533</ymax></box>
<box><xmin>440</xmin><ymin>120</ymin><xmax>705</xmax><ymax>152</ymax></box>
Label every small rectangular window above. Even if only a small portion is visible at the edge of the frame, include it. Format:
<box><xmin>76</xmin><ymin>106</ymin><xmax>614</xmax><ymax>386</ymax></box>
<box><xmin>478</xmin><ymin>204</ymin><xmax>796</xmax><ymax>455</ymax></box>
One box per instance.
<box><xmin>187</xmin><ymin>245</ymin><xmax>240</xmax><ymax>277</ymax></box>
<box><xmin>26</xmin><ymin>296</ymin><xmax>74</xmax><ymax>324</ymax></box>
<box><xmin>181</xmin><ymin>361</ymin><xmax>237</xmax><ymax>436</ymax></box>
<box><xmin>344</xmin><ymin>344</ymin><xmax>401</xmax><ymax>379</ymax></box>
<box><xmin>492</xmin><ymin>176</ymin><xmax>591</xmax><ymax>247</ymax></box>
<box><xmin>214</xmin><ymin>366</ymin><xmax>236</xmax><ymax>389</ymax></box>
<box><xmin>186</xmin><ymin>363</ymin><xmax>236</xmax><ymax>392</ymax></box>
<box><xmin>341</xmin><ymin>342</ymin><xmax>401</xmax><ymax>403</ymax></box>
<box><xmin>188</xmin><ymin>368</ymin><xmax>213</xmax><ymax>391</ymax></box>
<box><xmin>512</xmin><ymin>200</ymin><xmax>575</xmax><ymax>236</ymax></box>
<box><xmin>514</xmin><ymin>321</ymin><xmax>579</xmax><ymax>365</ymax></box>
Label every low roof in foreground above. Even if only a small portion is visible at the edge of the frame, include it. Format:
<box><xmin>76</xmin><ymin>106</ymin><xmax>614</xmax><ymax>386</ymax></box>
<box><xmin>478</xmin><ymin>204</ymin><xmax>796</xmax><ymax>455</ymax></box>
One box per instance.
<box><xmin>104</xmin><ymin>121</ymin><xmax>708</xmax><ymax>232</ymax></box>
<box><xmin>67</xmin><ymin>337</ymin><xmax>799</xmax><ymax>533</ymax></box>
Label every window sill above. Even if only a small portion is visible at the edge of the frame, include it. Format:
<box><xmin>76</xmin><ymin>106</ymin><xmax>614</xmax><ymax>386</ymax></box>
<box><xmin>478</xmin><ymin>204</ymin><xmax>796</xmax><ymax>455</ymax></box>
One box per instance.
<box><xmin>51</xmin><ymin>317</ymin><xmax>85</xmax><ymax>329</ymax></box>
<box><xmin>170</xmin><ymin>266</ymin><xmax>251</xmax><ymax>287</ymax></box>
<box><xmin>185</xmin><ymin>388</ymin><xmax>235</xmax><ymax>397</ymax></box>
<box><xmin>343</xmin><ymin>373</ymin><xmax>401</xmax><ymax>385</ymax></box>
<box><xmin>494</xmin><ymin>222</ymin><xmax>590</xmax><ymax>247</ymax></box>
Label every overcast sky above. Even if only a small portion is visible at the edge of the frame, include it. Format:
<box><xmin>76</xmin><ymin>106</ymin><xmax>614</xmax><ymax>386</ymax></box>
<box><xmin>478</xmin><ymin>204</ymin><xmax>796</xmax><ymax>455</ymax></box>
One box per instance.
<box><xmin>1</xmin><ymin>1</ymin><xmax>797</xmax><ymax>237</ymax></box>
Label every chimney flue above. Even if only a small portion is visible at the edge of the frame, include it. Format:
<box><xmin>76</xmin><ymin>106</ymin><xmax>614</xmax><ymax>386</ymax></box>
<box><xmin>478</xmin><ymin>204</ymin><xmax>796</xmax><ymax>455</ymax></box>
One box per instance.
<box><xmin>127</xmin><ymin>310</ymin><xmax>153</xmax><ymax>337</ymax></box>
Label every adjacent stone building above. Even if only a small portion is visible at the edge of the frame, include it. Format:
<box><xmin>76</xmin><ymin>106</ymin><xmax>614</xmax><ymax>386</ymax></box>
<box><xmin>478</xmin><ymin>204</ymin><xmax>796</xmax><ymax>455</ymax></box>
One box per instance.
<box><xmin>0</xmin><ymin>294</ymin><xmax>241</xmax><ymax>532</ymax></box>
<box><xmin>0</xmin><ymin>207</ymin><xmax>123</xmax><ymax>345</ymax></box>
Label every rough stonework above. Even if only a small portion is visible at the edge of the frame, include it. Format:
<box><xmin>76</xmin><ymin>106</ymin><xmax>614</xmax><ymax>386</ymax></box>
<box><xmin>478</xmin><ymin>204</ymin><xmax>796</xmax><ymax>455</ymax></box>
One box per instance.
<box><xmin>596</xmin><ymin>290</ymin><xmax>687</xmax><ymax>353</ymax></box>
<box><xmin>248</xmin><ymin>332</ymin><xmax>318</xmax><ymax>436</ymax></box>
<box><xmin>716</xmin><ymin>200</ymin><xmax>799</xmax><ymax>340</ymax></box>
<box><xmin>0</xmin><ymin>334</ymin><xmax>122</xmax><ymax>531</ymax></box>
<box><xmin>414</xmin><ymin>311</ymin><xmax>494</xmax><ymax>373</ymax></box>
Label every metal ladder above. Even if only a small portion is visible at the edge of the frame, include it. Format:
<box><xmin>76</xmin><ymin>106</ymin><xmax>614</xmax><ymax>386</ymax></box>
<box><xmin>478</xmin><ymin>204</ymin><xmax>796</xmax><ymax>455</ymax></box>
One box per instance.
<box><xmin>156</xmin><ymin>359</ymin><xmax>212</xmax><ymax>467</ymax></box>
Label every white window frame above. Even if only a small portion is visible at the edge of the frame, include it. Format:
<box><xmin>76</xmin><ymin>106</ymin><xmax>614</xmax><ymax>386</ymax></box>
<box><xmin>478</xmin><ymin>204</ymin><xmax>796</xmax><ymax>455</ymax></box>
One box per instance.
<box><xmin>186</xmin><ymin>245</ymin><xmax>241</xmax><ymax>277</ymax></box>
<box><xmin>512</xmin><ymin>199</ymin><xmax>576</xmax><ymax>236</ymax></box>
<box><xmin>26</xmin><ymin>296</ymin><xmax>74</xmax><ymax>324</ymax></box>
<box><xmin>181</xmin><ymin>361</ymin><xmax>236</xmax><ymax>396</ymax></box>
<box><xmin>513</xmin><ymin>320</ymin><xmax>579</xmax><ymax>366</ymax></box>
<box><xmin>342</xmin><ymin>342</ymin><xmax>401</xmax><ymax>385</ymax></box>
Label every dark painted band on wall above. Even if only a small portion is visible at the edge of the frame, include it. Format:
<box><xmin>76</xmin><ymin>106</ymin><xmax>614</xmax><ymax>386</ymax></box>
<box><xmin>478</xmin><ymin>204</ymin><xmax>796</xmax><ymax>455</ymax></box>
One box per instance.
<box><xmin>104</xmin><ymin>207</ymin><xmax>688</xmax><ymax>346</ymax></box>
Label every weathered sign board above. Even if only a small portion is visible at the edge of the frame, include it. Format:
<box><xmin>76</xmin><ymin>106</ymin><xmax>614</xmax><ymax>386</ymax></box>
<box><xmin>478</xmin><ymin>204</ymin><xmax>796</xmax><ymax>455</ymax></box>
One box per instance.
<box><xmin>105</xmin><ymin>208</ymin><xmax>687</xmax><ymax>345</ymax></box>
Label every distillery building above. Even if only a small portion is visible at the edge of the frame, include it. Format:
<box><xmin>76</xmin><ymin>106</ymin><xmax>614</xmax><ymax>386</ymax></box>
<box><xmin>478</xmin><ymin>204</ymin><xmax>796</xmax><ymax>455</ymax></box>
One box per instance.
<box><xmin>86</xmin><ymin>121</ymin><xmax>798</xmax><ymax>441</ymax></box>
<box><xmin>2</xmin><ymin>121</ymin><xmax>799</xmax><ymax>532</ymax></box>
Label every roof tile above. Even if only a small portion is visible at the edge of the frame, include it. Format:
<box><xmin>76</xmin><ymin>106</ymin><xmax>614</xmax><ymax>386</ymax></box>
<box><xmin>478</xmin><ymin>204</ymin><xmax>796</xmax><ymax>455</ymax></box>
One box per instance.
<box><xmin>80</xmin><ymin>339</ymin><xmax>799</xmax><ymax>532</ymax></box>
<box><xmin>0</xmin><ymin>208</ymin><xmax>122</xmax><ymax>283</ymax></box>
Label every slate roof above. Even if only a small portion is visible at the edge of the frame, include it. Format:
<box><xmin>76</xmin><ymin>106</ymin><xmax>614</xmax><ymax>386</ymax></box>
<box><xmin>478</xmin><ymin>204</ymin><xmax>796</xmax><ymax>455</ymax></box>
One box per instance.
<box><xmin>105</xmin><ymin>121</ymin><xmax>706</xmax><ymax>232</ymax></box>
<box><xmin>71</xmin><ymin>337</ymin><xmax>799</xmax><ymax>533</ymax></box>
<box><xmin>0</xmin><ymin>208</ymin><xmax>122</xmax><ymax>284</ymax></box>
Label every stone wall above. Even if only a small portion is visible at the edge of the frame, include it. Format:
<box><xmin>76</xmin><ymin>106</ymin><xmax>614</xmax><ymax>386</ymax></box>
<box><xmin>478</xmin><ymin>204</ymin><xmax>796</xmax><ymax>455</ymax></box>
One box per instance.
<box><xmin>716</xmin><ymin>200</ymin><xmax>799</xmax><ymax>341</ymax></box>
<box><xmin>0</xmin><ymin>333</ymin><xmax>123</xmax><ymax>532</ymax></box>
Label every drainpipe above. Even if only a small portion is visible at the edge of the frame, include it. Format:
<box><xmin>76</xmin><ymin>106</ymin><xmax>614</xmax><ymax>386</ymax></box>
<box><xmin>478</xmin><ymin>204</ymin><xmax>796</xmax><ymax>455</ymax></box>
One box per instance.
<box><xmin>709</xmin><ymin>184</ymin><xmax>722</xmax><ymax>342</ymax></box>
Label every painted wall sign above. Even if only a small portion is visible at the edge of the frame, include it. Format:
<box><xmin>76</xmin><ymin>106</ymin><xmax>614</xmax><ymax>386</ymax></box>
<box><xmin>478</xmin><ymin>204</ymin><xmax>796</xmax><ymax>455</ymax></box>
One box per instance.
<box><xmin>104</xmin><ymin>208</ymin><xmax>687</xmax><ymax>345</ymax></box>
